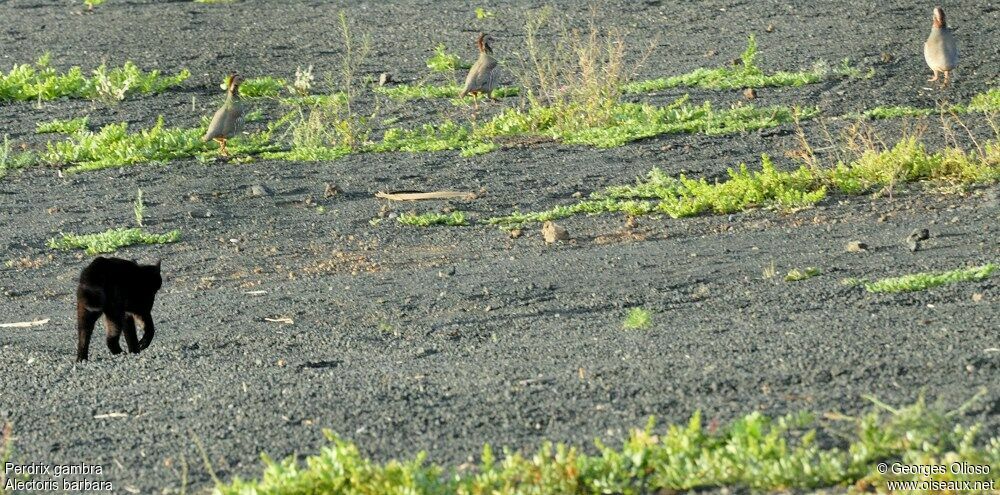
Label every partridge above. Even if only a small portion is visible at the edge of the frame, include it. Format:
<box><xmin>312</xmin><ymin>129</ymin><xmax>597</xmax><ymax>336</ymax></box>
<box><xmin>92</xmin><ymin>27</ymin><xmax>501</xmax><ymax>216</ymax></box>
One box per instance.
<box><xmin>203</xmin><ymin>73</ymin><xmax>245</xmax><ymax>157</ymax></box>
<box><xmin>924</xmin><ymin>7</ymin><xmax>958</xmax><ymax>86</ymax></box>
<box><xmin>459</xmin><ymin>33</ymin><xmax>499</xmax><ymax>101</ymax></box>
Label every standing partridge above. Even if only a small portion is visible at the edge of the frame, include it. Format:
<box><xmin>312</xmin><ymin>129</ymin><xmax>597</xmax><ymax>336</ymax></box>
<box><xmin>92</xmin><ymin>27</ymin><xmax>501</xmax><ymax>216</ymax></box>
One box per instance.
<box><xmin>924</xmin><ymin>7</ymin><xmax>958</xmax><ymax>86</ymax></box>
<box><xmin>459</xmin><ymin>33</ymin><xmax>499</xmax><ymax>106</ymax></box>
<box><xmin>203</xmin><ymin>73</ymin><xmax>245</xmax><ymax>157</ymax></box>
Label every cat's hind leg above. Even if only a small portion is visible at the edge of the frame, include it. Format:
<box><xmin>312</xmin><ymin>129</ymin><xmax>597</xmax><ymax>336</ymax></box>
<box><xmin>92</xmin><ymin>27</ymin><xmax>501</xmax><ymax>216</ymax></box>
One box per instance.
<box><xmin>76</xmin><ymin>300</ymin><xmax>102</xmax><ymax>362</ymax></box>
<box><xmin>136</xmin><ymin>313</ymin><xmax>155</xmax><ymax>350</ymax></box>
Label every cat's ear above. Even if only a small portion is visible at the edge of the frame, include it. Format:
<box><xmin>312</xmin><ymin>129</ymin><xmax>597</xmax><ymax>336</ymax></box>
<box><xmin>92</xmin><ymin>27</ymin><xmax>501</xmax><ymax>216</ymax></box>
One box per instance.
<box><xmin>154</xmin><ymin>259</ymin><xmax>162</xmax><ymax>271</ymax></box>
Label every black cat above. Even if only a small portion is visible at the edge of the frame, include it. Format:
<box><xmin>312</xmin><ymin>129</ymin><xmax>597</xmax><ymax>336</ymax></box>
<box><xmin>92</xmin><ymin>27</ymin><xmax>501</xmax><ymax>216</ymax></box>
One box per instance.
<box><xmin>76</xmin><ymin>257</ymin><xmax>162</xmax><ymax>361</ymax></box>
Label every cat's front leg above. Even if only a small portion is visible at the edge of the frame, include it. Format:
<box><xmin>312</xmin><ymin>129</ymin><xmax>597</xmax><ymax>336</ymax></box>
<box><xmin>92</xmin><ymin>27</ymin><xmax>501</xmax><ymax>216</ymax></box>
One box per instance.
<box><xmin>104</xmin><ymin>314</ymin><xmax>125</xmax><ymax>355</ymax></box>
<box><xmin>122</xmin><ymin>314</ymin><xmax>141</xmax><ymax>354</ymax></box>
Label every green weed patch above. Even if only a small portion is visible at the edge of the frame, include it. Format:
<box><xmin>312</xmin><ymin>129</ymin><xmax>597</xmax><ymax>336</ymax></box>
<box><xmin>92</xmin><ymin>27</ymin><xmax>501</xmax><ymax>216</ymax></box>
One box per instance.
<box><xmin>36</xmin><ymin>117</ymin><xmax>89</xmax><ymax>134</ymax></box>
<box><xmin>0</xmin><ymin>54</ymin><xmax>189</xmax><ymax>103</ymax></box>
<box><xmin>489</xmin><ymin>134</ymin><xmax>999</xmax><ymax>226</ymax></box>
<box><xmin>623</xmin><ymin>35</ymin><xmax>861</xmax><ymax>93</ymax></box>
<box><xmin>48</xmin><ymin>228</ymin><xmax>181</xmax><ymax>255</ymax></box>
<box><xmin>862</xmin><ymin>264</ymin><xmax>996</xmax><ymax>293</ymax></box>
<box><xmin>397</xmin><ymin>211</ymin><xmax>467</xmax><ymax>227</ymax></box>
<box><xmin>217</xmin><ymin>396</ymin><xmax>1000</xmax><ymax>493</ymax></box>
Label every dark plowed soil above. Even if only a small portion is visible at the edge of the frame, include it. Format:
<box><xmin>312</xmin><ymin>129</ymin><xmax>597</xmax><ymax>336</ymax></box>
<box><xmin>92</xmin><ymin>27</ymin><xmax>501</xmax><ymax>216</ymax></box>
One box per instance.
<box><xmin>1</xmin><ymin>1</ymin><xmax>998</xmax><ymax>492</ymax></box>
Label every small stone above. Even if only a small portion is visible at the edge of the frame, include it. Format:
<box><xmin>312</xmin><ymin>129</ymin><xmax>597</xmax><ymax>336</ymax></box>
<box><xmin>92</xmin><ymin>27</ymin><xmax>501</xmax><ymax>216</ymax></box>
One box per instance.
<box><xmin>880</xmin><ymin>52</ymin><xmax>894</xmax><ymax>64</ymax></box>
<box><xmin>250</xmin><ymin>184</ymin><xmax>273</xmax><ymax>197</ymax></box>
<box><xmin>189</xmin><ymin>209</ymin><xmax>213</xmax><ymax>219</ymax></box>
<box><xmin>972</xmin><ymin>293</ymin><xmax>983</xmax><ymax>302</ymax></box>
<box><xmin>571</xmin><ymin>191</ymin><xmax>583</xmax><ymax>199</ymax></box>
<box><xmin>908</xmin><ymin>228</ymin><xmax>930</xmax><ymax>241</ymax></box>
<box><xmin>625</xmin><ymin>216</ymin><xmax>638</xmax><ymax>229</ymax></box>
<box><xmin>743</xmin><ymin>88</ymin><xmax>757</xmax><ymax>100</ymax></box>
<box><xmin>907</xmin><ymin>238</ymin><xmax>920</xmax><ymax>253</ymax></box>
<box><xmin>187</xmin><ymin>193</ymin><xmax>201</xmax><ymax>203</ymax></box>
<box><xmin>509</xmin><ymin>229</ymin><xmax>522</xmax><ymax>239</ymax></box>
<box><xmin>765</xmin><ymin>23</ymin><xmax>774</xmax><ymax>33</ymax></box>
<box><xmin>541</xmin><ymin>221</ymin><xmax>569</xmax><ymax>243</ymax></box>
<box><xmin>845</xmin><ymin>241</ymin><xmax>868</xmax><ymax>253</ymax></box>
<box><xmin>378</xmin><ymin>73</ymin><xmax>393</xmax><ymax>86</ymax></box>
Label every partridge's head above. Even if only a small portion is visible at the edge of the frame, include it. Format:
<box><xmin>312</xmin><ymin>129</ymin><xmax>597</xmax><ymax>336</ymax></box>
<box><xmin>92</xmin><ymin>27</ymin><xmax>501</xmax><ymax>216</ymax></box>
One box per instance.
<box><xmin>226</xmin><ymin>73</ymin><xmax>243</xmax><ymax>91</ymax></box>
<box><xmin>476</xmin><ymin>33</ymin><xmax>493</xmax><ymax>54</ymax></box>
<box><xmin>932</xmin><ymin>6</ymin><xmax>946</xmax><ymax>28</ymax></box>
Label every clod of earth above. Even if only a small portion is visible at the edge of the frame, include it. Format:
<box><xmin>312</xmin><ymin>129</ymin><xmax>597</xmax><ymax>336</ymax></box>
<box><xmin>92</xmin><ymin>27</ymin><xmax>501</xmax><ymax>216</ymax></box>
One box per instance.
<box><xmin>542</xmin><ymin>221</ymin><xmax>570</xmax><ymax>243</ymax></box>
<box><xmin>845</xmin><ymin>241</ymin><xmax>868</xmax><ymax>253</ymax></box>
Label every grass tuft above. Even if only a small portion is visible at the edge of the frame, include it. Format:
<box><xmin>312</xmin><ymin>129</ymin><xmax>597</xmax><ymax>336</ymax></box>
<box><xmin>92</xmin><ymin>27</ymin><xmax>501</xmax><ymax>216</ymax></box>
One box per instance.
<box><xmin>623</xmin><ymin>35</ymin><xmax>861</xmax><ymax>93</ymax></box>
<box><xmin>36</xmin><ymin>117</ymin><xmax>89</xmax><ymax>134</ymax></box>
<box><xmin>785</xmin><ymin>267</ymin><xmax>821</xmax><ymax>282</ymax></box>
<box><xmin>397</xmin><ymin>211</ymin><xmax>467</xmax><ymax>227</ymax></box>
<box><xmin>622</xmin><ymin>307</ymin><xmax>652</xmax><ymax>329</ymax></box>
<box><xmin>426</xmin><ymin>43</ymin><xmax>470</xmax><ymax>72</ymax></box>
<box><xmin>237</xmin><ymin>76</ymin><xmax>286</xmax><ymax>98</ymax></box>
<box><xmin>375</xmin><ymin>83</ymin><xmax>518</xmax><ymax>101</ymax></box>
<box><xmin>862</xmin><ymin>264</ymin><xmax>996</xmax><ymax>293</ymax></box>
<box><xmin>48</xmin><ymin>228</ymin><xmax>181</xmax><ymax>255</ymax></box>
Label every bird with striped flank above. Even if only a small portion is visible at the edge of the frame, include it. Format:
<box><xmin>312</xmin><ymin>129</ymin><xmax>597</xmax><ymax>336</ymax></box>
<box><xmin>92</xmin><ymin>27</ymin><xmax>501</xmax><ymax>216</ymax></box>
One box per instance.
<box><xmin>459</xmin><ymin>33</ymin><xmax>499</xmax><ymax>109</ymax></box>
<box><xmin>203</xmin><ymin>73</ymin><xmax>245</xmax><ymax>157</ymax></box>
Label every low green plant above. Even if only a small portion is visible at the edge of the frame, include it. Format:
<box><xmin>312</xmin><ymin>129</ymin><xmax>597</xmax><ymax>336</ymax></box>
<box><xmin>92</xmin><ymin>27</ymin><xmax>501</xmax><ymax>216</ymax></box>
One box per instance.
<box><xmin>236</xmin><ymin>76</ymin><xmax>286</xmax><ymax>98</ymax></box>
<box><xmin>862</xmin><ymin>263</ymin><xmax>996</xmax><ymax>293</ymax></box>
<box><xmin>487</xmin><ymin>132</ymin><xmax>999</xmax><ymax>226</ymax></box>
<box><xmin>489</xmin><ymin>154</ymin><xmax>825</xmax><ymax>226</ymax></box>
<box><xmin>49</xmin><ymin>228</ymin><xmax>180</xmax><ymax>255</ymax></box>
<box><xmin>622</xmin><ymin>307</ymin><xmax>652</xmax><ymax>329</ymax></box>
<box><xmin>375</xmin><ymin>83</ymin><xmax>518</xmax><ymax>101</ymax></box>
<box><xmin>83</xmin><ymin>0</ymin><xmax>105</xmax><ymax>10</ymax></box>
<box><xmin>477</xmin><ymin>96</ymin><xmax>819</xmax><ymax>148</ymax></box>
<box><xmin>217</xmin><ymin>395</ymin><xmax>1000</xmax><ymax>493</ymax></box>
<box><xmin>785</xmin><ymin>267</ymin><xmax>821</xmax><ymax>281</ymax></box>
<box><xmin>967</xmin><ymin>88</ymin><xmax>1000</xmax><ymax>112</ymax></box>
<box><xmin>475</xmin><ymin>7</ymin><xmax>494</xmax><ymax>19</ymax></box>
<box><xmin>426</xmin><ymin>43</ymin><xmax>469</xmax><ymax>72</ymax></box>
<box><xmin>38</xmin><ymin>116</ymin><xmax>275</xmax><ymax>172</ymax></box>
<box><xmin>36</xmin><ymin>116</ymin><xmax>89</xmax><ymax>134</ymax></box>
<box><xmin>861</xmin><ymin>106</ymin><xmax>935</xmax><ymax>120</ymax></box>
<box><xmin>397</xmin><ymin>211</ymin><xmax>467</xmax><ymax>227</ymax></box>
<box><xmin>828</xmin><ymin>136</ymin><xmax>1000</xmax><ymax>194</ymax></box>
<box><xmin>0</xmin><ymin>54</ymin><xmax>189</xmax><ymax>103</ymax></box>
<box><xmin>0</xmin><ymin>135</ymin><xmax>34</xmax><ymax>178</ymax></box>
<box><xmin>371</xmin><ymin>121</ymin><xmax>474</xmax><ymax>153</ymax></box>
<box><xmin>623</xmin><ymin>34</ymin><xmax>861</xmax><ymax>93</ymax></box>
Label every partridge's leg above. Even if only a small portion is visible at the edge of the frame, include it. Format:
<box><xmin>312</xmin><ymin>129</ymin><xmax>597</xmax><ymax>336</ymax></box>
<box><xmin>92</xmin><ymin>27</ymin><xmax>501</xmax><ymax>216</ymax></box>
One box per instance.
<box><xmin>928</xmin><ymin>70</ymin><xmax>940</xmax><ymax>82</ymax></box>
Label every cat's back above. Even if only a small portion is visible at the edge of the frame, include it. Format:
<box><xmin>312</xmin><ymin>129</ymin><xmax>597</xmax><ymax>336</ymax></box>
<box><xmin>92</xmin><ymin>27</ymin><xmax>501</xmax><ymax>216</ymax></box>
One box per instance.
<box><xmin>79</xmin><ymin>256</ymin><xmax>140</xmax><ymax>286</ymax></box>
